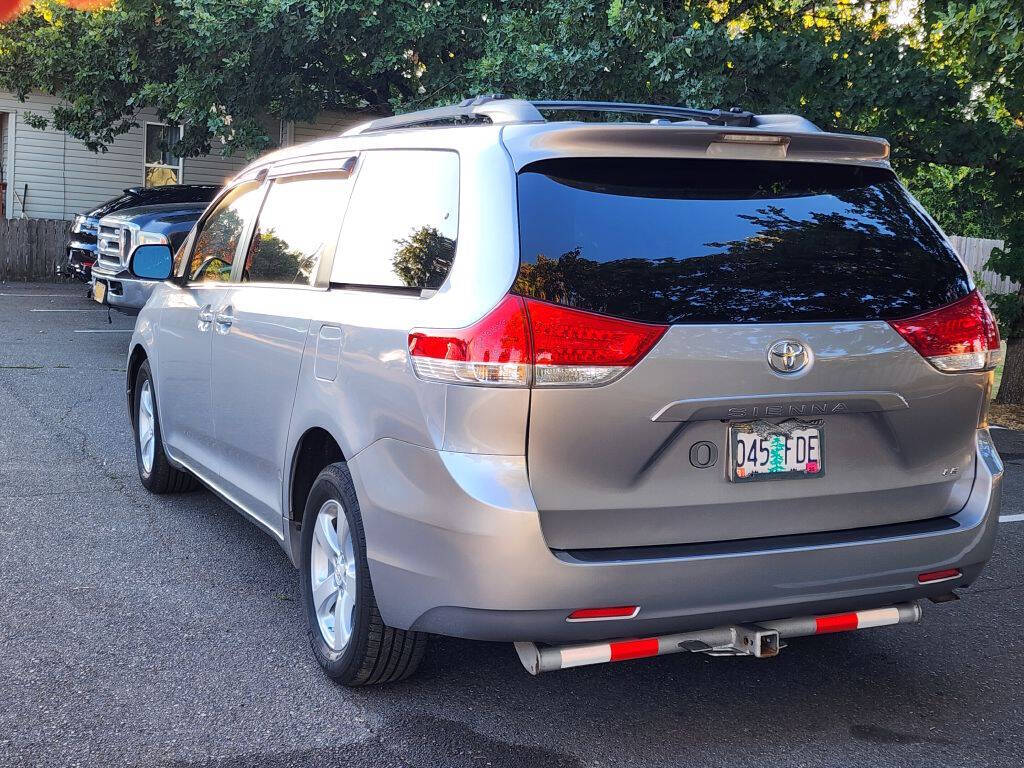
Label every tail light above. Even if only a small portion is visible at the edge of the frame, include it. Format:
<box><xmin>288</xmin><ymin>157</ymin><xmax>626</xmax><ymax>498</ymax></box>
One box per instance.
<box><xmin>408</xmin><ymin>295</ymin><xmax>667</xmax><ymax>387</ymax></box>
<box><xmin>407</xmin><ymin>295</ymin><xmax>531</xmax><ymax>387</ymax></box>
<box><xmin>889</xmin><ymin>290</ymin><xmax>1002</xmax><ymax>373</ymax></box>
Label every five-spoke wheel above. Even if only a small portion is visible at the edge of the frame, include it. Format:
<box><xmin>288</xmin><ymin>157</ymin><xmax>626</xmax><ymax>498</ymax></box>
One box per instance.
<box><xmin>309</xmin><ymin>499</ymin><xmax>358</xmax><ymax>652</ymax></box>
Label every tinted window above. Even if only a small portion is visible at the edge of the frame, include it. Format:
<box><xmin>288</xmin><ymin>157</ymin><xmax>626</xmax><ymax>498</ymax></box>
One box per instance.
<box><xmin>243</xmin><ymin>173</ymin><xmax>352</xmax><ymax>286</ymax></box>
<box><xmin>332</xmin><ymin>150</ymin><xmax>458</xmax><ymax>289</ymax></box>
<box><xmin>85</xmin><ymin>186</ymin><xmax>219</xmax><ymax>219</ymax></box>
<box><xmin>184</xmin><ymin>183</ymin><xmax>263</xmax><ymax>283</ymax></box>
<box><xmin>136</xmin><ymin>185</ymin><xmax>220</xmax><ymax>205</ymax></box>
<box><xmin>515</xmin><ymin>158</ymin><xmax>970</xmax><ymax>324</ymax></box>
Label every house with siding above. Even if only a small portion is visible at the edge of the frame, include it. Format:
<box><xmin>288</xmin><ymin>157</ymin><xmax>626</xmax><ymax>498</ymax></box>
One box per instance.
<box><xmin>0</xmin><ymin>91</ymin><xmax>363</xmax><ymax>220</ymax></box>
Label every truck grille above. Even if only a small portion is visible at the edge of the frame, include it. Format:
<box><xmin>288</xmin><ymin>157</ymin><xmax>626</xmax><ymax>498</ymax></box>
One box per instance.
<box><xmin>97</xmin><ymin>224</ymin><xmax>132</xmax><ymax>268</ymax></box>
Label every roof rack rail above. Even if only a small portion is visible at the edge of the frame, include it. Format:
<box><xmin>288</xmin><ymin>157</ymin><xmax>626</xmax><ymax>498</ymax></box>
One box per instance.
<box><xmin>530</xmin><ymin>101</ymin><xmax>755</xmax><ymax>127</ymax></box>
<box><xmin>345</xmin><ymin>95</ymin><xmax>811</xmax><ymax>135</ymax></box>
<box><xmin>351</xmin><ymin>95</ymin><xmax>543</xmax><ymax>135</ymax></box>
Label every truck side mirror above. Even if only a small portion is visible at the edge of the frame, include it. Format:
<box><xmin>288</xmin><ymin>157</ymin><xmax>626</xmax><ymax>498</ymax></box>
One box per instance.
<box><xmin>129</xmin><ymin>244</ymin><xmax>173</xmax><ymax>280</ymax></box>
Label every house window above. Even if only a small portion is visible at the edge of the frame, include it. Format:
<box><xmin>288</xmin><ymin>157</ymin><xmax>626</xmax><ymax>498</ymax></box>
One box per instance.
<box><xmin>144</xmin><ymin>123</ymin><xmax>183</xmax><ymax>187</ymax></box>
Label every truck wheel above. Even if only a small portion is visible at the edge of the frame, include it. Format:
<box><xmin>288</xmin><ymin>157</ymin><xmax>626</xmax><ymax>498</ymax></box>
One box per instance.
<box><xmin>301</xmin><ymin>462</ymin><xmax>428</xmax><ymax>685</ymax></box>
<box><xmin>133</xmin><ymin>360</ymin><xmax>198</xmax><ymax>494</ymax></box>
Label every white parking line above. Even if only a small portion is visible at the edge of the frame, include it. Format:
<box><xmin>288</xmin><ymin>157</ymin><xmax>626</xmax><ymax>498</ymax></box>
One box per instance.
<box><xmin>999</xmin><ymin>514</ymin><xmax>1024</xmax><ymax>524</ymax></box>
<box><xmin>0</xmin><ymin>293</ymin><xmax>80</xmax><ymax>297</ymax></box>
<box><xmin>73</xmin><ymin>329</ymin><xmax>133</xmax><ymax>334</ymax></box>
<box><xmin>30</xmin><ymin>309</ymin><xmax>107</xmax><ymax>312</ymax></box>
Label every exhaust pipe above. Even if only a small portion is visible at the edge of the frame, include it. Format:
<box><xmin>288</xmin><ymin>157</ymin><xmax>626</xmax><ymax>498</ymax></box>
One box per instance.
<box><xmin>514</xmin><ymin>603</ymin><xmax>922</xmax><ymax>675</ymax></box>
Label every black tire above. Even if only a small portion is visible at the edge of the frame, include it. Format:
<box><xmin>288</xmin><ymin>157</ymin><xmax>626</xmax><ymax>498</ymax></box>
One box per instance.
<box><xmin>301</xmin><ymin>462</ymin><xmax>428</xmax><ymax>686</ymax></box>
<box><xmin>133</xmin><ymin>359</ymin><xmax>198</xmax><ymax>494</ymax></box>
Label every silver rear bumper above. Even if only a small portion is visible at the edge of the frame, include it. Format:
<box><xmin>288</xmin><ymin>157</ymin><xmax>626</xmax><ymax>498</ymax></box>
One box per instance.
<box><xmin>348</xmin><ymin>432</ymin><xmax>1001</xmax><ymax>643</ymax></box>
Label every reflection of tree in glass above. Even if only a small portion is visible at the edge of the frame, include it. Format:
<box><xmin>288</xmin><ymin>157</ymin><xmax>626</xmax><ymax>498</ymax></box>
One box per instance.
<box><xmin>391</xmin><ymin>226</ymin><xmax>456</xmax><ymax>289</ymax></box>
<box><xmin>516</xmin><ymin>181</ymin><xmax>969</xmax><ymax>324</ymax></box>
<box><xmin>190</xmin><ymin>208</ymin><xmax>243</xmax><ymax>281</ymax></box>
<box><xmin>246</xmin><ymin>228</ymin><xmax>319</xmax><ymax>284</ymax></box>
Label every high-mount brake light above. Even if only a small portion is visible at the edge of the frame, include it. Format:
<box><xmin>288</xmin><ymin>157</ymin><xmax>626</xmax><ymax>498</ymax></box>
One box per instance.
<box><xmin>716</xmin><ymin>133</ymin><xmax>787</xmax><ymax>145</ymax></box>
<box><xmin>889</xmin><ymin>290</ymin><xmax>1002</xmax><ymax>373</ymax></box>
<box><xmin>408</xmin><ymin>296</ymin><xmax>668</xmax><ymax>388</ymax></box>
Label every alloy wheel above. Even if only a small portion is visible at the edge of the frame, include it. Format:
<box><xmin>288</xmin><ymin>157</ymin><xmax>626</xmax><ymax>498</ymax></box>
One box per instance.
<box><xmin>138</xmin><ymin>379</ymin><xmax>156</xmax><ymax>474</ymax></box>
<box><xmin>309</xmin><ymin>499</ymin><xmax>357</xmax><ymax>651</ymax></box>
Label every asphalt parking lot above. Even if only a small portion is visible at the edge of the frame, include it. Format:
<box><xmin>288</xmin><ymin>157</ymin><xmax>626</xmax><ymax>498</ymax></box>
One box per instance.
<box><xmin>1</xmin><ymin>282</ymin><xmax>1023</xmax><ymax>768</ymax></box>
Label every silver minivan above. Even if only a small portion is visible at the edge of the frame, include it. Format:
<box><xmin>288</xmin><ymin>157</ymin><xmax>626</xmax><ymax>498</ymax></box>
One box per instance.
<box><xmin>126</xmin><ymin>98</ymin><xmax>1003</xmax><ymax>685</ymax></box>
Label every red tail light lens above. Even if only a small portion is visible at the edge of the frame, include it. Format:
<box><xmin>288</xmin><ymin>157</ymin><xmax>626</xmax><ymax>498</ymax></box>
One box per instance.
<box><xmin>409</xmin><ymin>296</ymin><xmax>667</xmax><ymax>387</ymax></box>
<box><xmin>408</xmin><ymin>295</ymin><xmax>532</xmax><ymax>386</ymax></box>
<box><xmin>889</xmin><ymin>290</ymin><xmax>1002</xmax><ymax>372</ymax></box>
<box><xmin>525</xmin><ymin>299</ymin><xmax>668</xmax><ymax>386</ymax></box>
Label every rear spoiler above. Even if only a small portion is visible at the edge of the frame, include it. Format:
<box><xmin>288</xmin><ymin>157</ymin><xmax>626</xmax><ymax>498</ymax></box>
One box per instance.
<box><xmin>501</xmin><ymin>123</ymin><xmax>891</xmax><ymax>170</ymax></box>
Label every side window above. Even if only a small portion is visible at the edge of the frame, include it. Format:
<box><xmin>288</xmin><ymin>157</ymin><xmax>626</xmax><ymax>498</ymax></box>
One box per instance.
<box><xmin>243</xmin><ymin>173</ymin><xmax>352</xmax><ymax>286</ymax></box>
<box><xmin>185</xmin><ymin>182</ymin><xmax>263</xmax><ymax>283</ymax></box>
<box><xmin>332</xmin><ymin>150</ymin><xmax>458</xmax><ymax>289</ymax></box>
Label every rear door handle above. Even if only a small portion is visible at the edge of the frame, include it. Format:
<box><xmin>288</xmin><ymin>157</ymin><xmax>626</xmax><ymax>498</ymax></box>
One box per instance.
<box><xmin>197</xmin><ymin>304</ymin><xmax>214</xmax><ymax>330</ymax></box>
<box><xmin>214</xmin><ymin>306</ymin><xmax>234</xmax><ymax>335</ymax></box>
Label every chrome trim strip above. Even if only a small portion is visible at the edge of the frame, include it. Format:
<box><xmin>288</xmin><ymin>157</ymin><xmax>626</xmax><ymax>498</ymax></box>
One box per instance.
<box><xmin>170</xmin><ymin>453</ymin><xmax>285</xmax><ymax>542</ymax></box>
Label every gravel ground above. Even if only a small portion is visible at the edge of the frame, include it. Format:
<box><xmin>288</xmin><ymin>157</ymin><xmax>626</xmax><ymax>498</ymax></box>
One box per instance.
<box><xmin>1</xmin><ymin>282</ymin><xmax>1022</xmax><ymax>768</ymax></box>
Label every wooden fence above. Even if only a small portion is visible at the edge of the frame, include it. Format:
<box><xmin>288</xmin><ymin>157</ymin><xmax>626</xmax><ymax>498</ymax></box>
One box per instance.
<box><xmin>949</xmin><ymin>236</ymin><xmax>1018</xmax><ymax>295</ymax></box>
<box><xmin>0</xmin><ymin>218</ymin><xmax>71</xmax><ymax>282</ymax></box>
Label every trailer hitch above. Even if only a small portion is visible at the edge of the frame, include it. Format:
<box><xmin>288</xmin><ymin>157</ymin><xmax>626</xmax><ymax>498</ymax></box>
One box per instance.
<box><xmin>514</xmin><ymin>603</ymin><xmax>922</xmax><ymax>675</ymax></box>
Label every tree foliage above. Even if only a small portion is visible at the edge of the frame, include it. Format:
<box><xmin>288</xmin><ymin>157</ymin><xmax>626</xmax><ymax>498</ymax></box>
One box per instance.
<box><xmin>1</xmin><ymin>0</ymin><xmax>1022</xmax><ymax>397</ymax></box>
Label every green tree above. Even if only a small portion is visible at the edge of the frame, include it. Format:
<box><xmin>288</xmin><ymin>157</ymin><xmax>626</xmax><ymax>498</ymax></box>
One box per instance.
<box><xmin>392</xmin><ymin>226</ymin><xmax>456</xmax><ymax>288</ymax></box>
<box><xmin>2</xmin><ymin>0</ymin><xmax>1022</xmax><ymax>398</ymax></box>
<box><xmin>0</xmin><ymin>0</ymin><xmax>484</xmax><ymax>156</ymax></box>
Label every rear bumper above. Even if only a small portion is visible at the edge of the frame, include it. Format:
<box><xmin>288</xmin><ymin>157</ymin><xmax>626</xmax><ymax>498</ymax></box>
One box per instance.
<box><xmin>91</xmin><ymin>264</ymin><xmax>158</xmax><ymax>315</ymax></box>
<box><xmin>350</xmin><ymin>432</ymin><xmax>1001</xmax><ymax>643</ymax></box>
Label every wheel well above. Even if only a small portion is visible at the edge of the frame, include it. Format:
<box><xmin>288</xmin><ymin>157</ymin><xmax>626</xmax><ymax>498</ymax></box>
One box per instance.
<box><xmin>290</xmin><ymin>428</ymin><xmax>345</xmax><ymax>528</ymax></box>
<box><xmin>126</xmin><ymin>345</ymin><xmax>148</xmax><ymax>426</ymax></box>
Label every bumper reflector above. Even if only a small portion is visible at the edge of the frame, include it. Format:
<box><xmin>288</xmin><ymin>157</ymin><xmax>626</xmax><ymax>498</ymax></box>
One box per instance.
<box><xmin>567</xmin><ymin>606</ymin><xmax>640</xmax><ymax>622</ymax></box>
<box><xmin>918</xmin><ymin>568</ymin><xmax>961</xmax><ymax>584</ymax></box>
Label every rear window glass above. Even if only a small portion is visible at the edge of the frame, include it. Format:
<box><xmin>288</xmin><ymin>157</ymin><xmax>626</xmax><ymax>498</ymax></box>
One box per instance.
<box><xmin>331</xmin><ymin>150</ymin><xmax>459</xmax><ymax>290</ymax></box>
<box><xmin>515</xmin><ymin>158</ymin><xmax>970</xmax><ymax>324</ymax></box>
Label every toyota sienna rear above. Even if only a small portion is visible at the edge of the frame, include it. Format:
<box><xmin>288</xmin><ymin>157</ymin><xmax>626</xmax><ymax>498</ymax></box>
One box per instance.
<box><xmin>127</xmin><ymin>98</ymin><xmax>1002</xmax><ymax>684</ymax></box>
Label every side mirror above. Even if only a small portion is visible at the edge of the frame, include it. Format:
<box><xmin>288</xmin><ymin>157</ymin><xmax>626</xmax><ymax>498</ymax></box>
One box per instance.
<box><xmin>129</xmin><ymin>244</ymin><xmax>173</xmax><ymax>281</ymax></box>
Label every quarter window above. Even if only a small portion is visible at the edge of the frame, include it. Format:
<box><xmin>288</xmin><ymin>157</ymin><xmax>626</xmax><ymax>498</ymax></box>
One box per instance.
<box><xmin>243</xmin><ymin>173</ymin><xmax>352</xmax><ymax>286</ymax></box>
<box><xmin>185</xmin><ymin>182</ymin><xmax>263</xmax><ymax>283</ymax></box>
<box><xmin>145</xmin><ymin>123</ymin><xmax>183</xmax><ymax>187</ymax></box>
<box><xmin>332</xmin><ymin>150</ymin><xmax>459</xmax><ymax>289</ymax></box>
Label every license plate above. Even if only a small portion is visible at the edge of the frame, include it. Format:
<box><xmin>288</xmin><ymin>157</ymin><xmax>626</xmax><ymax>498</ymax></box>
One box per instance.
<box><xmin>730</xmin><ymin>424</ymin><xmax>824</xmax><ymax>482</ymax></box>
<box><xmin>92</xmin><ymin>281</ymin><xmax>106</xmax><ymax>304</ymax></box>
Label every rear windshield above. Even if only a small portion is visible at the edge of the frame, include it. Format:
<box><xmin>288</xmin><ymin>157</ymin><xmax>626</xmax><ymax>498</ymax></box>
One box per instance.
<box><xmin>87</xmin><ymin>186</ymin><xmax>219</xmax><ymax>218</ymax></box>
<box><xmin>515</xmin><ymin>158</ymin><xmax>970</xmax><ymax>324</ymax></box>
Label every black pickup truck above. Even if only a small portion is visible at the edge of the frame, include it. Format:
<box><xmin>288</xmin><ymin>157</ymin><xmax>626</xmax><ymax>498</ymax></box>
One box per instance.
<box><xmin>63</xmin><ymin>185</ymin><xmax>219</xmax><ymax>281</ymax></box>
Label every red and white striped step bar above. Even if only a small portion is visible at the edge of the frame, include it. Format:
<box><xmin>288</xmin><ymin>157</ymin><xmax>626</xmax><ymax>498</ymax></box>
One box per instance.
<box><xmin>514</xmin><ymin>603</ymin><xmax>922</xmax><ymax>675</ymax></box>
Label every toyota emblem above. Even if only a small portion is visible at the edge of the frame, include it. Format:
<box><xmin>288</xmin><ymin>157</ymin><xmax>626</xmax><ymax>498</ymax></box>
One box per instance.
<box><xmin>767</xmin><ymin>340</ymin><xmax>810</xmax><ymax>374</ymax></box>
